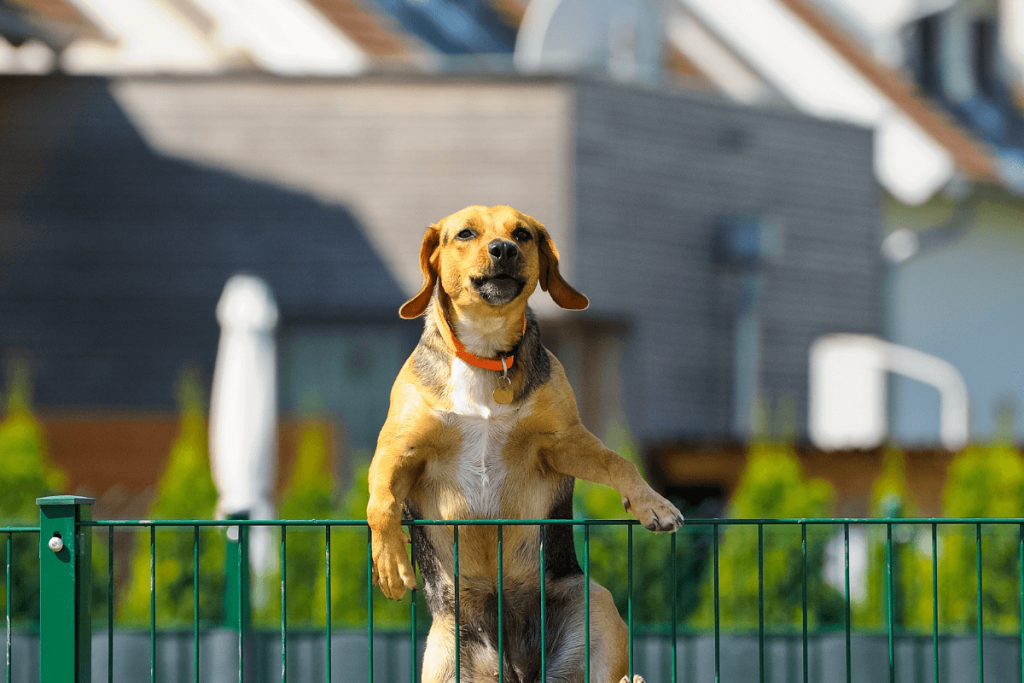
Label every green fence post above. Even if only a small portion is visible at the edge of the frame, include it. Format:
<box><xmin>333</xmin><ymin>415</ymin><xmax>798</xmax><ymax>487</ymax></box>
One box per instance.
<box><xmin>222</xmin><ymin>512</ymin><xmax>250</xmax><ymax>631</ymax></box>
<box><xmin>37</xmin><ymin>495</ymin><xmax>95</xmax><ymax>683</ymax></box>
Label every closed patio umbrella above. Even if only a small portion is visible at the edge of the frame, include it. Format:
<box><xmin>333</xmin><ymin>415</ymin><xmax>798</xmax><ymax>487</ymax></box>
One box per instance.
<box><xmin>209</xmin><ymin>274</ymin><xmax>279</xmax><ymax>583</ymax></box>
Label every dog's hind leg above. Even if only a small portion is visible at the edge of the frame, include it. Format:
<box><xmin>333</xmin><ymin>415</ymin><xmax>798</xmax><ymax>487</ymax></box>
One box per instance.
<box><xmin>422</xmin><ymin>616</ymin><xmax>457</xmax><ymax>683</ymax></box>
<box><xmin>422</xmin><ymin>612</ymin><xmax>504</xmax><ymax>683</ymax></box>
<box><xmin>585</xmin><ymin>581</ymin><xmax>631</xmax><ymax>683</ymax></box>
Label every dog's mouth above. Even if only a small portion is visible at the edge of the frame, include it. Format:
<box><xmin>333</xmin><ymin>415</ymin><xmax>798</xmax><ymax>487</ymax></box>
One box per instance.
<box><xmin>471</xmin><ymin>273</ymin><xmax>526</xmax><ymax>305</ymax></box>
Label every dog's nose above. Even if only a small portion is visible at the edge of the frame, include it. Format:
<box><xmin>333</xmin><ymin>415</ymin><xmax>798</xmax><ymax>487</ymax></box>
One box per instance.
<box><xmin>488</xmin><ymin>240</ymin><xmax>519</xmax><ymax>265</ymax></box>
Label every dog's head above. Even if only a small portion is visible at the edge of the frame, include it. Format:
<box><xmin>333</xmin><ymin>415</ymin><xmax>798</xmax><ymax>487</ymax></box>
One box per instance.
<box><xmin>399</xmin><ymin>205</ymin><xmax>589</xmax><ymax>319</ymax></box>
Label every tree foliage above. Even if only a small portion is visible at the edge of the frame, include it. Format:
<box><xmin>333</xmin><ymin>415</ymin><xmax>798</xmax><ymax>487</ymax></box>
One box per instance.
<box><xmin>255</xmin><ymin>423</ymin><xmax>417</xmax><ymax>629</ymax></box>
<box><xmin>573</xmin><ymin>478</ymin><xmax>698</xmax><ymax>628</ymax></box>
<box><xmin>120</xmin><ymin>368</ymin><xmax>225</xmax><ymax>625</ymax></box>
<box><xmin>856</xmin><ymin>449</ymin><xmax>932</xmax><ymax>632</ymax></box>
<box><xmin>692</xmin><ymin>438</ymin><xmax>844</xmax><ymax>630</ymax></box>
<box><xmin>931</xmin><ymin>425</ymin><xmax>1024</xmax><ymax>632</ymax></box>
<box><xmin>0</xmin><ymin>359</ymin><xmax>65</xmax><ymax>622</ymax></box>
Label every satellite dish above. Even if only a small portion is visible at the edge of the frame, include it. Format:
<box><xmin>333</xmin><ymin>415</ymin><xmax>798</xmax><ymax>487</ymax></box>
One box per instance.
<box><xmin>514</xmin><ymin>0</ymin><xmax>663</xmax><ymax>82</ymax></box>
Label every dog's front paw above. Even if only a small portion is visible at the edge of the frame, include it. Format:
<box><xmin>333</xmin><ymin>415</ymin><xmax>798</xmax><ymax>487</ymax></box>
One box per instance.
<box><xmin>371</xmin><ymin>533</ymin><xmax>418</xmax><ymax>601</ymax></box>
<box><xmin>619</xmin><ymin>676</ymin><xmax>646</xmax><ymax>683</ymax></box>
<box><xmin>622</xmin><ymin>488</ymin><xmax>684</xmax><ymax>532</ymax></box>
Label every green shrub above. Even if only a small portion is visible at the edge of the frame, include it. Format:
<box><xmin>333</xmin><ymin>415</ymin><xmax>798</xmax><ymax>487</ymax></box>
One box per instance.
<box><xmin>321</xmin><ymin>458</ymin><xmax>417</xmax><ymax>628</ymax></box>
<box><xmin>255</xmin><ymin>422</ymin><xmax>418</xmax><ymax>628</ymax></box>
<box><xmin>119</xmin><ymin>368</ymin><xmax>225</xmax><ymax>625</ymax></box>
<box><xmin>573</xmin><ymin>478</ymin><xmax>699</xmax><ymax>629</ymax></box>
<box><xmin>572</xmin><ymin>422</ymin><xmax>704</xmax><ymax>629</ymax></box>
<box><xmin>0</xmin><ymin>359</ymin><xmax>65</xmax><ymax>622</ymax></box>
<box><xmin>856</xmin><ymin>449</ymin><xmax>933</xmax><ymax>632</ymax></box>
<box><xmin>931</xmin><ymin>432</ymin><xmax>1024</xmax><ymax>633</ymax></box>
<box><xmin>692</xmin><ymin>438</ymin><xmax>843</xmax><ymax>630</ymax></box>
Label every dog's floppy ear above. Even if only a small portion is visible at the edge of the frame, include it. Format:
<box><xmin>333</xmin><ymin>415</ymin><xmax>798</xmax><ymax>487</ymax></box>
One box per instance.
<box><xmin>536</xmin><ymin>225</ymin><xmax>589</xmax><ymax>310</ymax></box>
<box><xmin>399</xmin><ymin>224</ymin><xmax>442</xmax><ymax>319</ymax></box>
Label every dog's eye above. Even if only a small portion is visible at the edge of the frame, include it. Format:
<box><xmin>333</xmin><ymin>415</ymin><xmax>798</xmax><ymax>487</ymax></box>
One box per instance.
<box><xmin>512</xmin><ymin>228</ymin><xmax>532</xmax><ymax>243</ymax></box>
<box><xmin>455</xmin><ymin>229</ymin><xmax>475</xmax><ymax>240</ymax></box>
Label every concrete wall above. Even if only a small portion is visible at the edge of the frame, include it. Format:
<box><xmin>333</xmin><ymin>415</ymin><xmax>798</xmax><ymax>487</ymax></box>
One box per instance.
<box><xmin>886</xmin><ymin>190</ymin><xmax>1024</xmax><ymax>443</ymax></box>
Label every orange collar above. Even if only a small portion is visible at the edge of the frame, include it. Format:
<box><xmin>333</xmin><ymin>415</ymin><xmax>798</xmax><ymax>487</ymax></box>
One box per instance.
<box><xmin>436</xmin><ymin>311</ymin><xmax>527</xmax><ymax>372</ymax></box>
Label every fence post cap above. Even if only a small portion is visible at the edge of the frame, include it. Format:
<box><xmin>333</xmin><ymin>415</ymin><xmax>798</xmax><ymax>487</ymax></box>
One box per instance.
<box><xmin>36</xmin><ymin>495</ymin><xmax>95</xmax><ymax>506</ymax></box>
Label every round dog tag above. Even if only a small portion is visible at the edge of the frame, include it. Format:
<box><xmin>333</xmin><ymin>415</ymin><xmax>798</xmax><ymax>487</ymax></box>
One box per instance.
<box><xmin>493</xmin><ymin>376</ymin><xmax>513</xmax><ymax>405</ymax></box>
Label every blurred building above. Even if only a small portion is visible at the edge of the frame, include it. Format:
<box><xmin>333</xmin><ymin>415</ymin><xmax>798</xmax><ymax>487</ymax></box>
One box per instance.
<box><xmin>0</xmin><ymin>73</ymin><xmax>881</xmax><ymax>445</ymax></box>
<box><xmin>2</xmin><ymin>0</ymin><xmax>1022</xmax><ymax>513</ymax></box>
<box><xmin>802</xmin><ymin>0</ymin><xmax>1024</xmax><ymax>445</ymax></box>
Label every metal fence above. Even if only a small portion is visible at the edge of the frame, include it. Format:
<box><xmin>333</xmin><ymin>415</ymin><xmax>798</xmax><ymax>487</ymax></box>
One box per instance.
<box><xmin>6</xmin><ymin>496</ymin><xmax>1024</xmax><ymax>682</ymax></box>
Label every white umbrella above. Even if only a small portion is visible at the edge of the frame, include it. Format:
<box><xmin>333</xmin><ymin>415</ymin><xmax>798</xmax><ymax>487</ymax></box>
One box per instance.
<box><xmin>209</xmin><ymin>274</ymin><xmax>279</xmax><ymax>573</ymax></box>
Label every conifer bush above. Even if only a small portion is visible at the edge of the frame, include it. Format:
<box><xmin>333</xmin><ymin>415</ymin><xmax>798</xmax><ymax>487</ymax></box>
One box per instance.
<box><xmin>255</xmin><ymin>421</ymin><xmax>415</xmax><ymax>629</ymax></box>
<box><xmin>692</xmin><ymin>437</ymin><xmax>843</xmax><ymax>630</ymax></box>
<box><xmin>120</xmin><ymin>368</ymin><xmax>225</xmax><ymax>625</ymax></box>
<box><xmin>0</xmin><ymin>359</ymin><xmax>65</xmax><ymax>622</ymax></box>
<box><xmin>856</xmin><ymin>449</ymin><xmax>933</xmax><ymax>632</ymax></box>
<box><xmin>931</xmin><ymin>427</ymin><xmax>1024</xmax><ymax>633</ymax></box>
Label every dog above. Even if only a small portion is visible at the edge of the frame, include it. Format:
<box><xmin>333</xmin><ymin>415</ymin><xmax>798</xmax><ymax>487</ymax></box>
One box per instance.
<box><xmin>367</xmin><ymin>205</ymin><xmax>683</xmax><ymax>683</ymax></box>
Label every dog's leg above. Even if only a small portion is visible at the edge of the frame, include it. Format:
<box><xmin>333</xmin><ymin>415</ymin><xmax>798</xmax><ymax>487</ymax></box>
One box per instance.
<box><xmin>421</xmin><ymin>614</ymin><xmax>457</xmax><ymax>683</ymax></box>
<box><xmin>367</xmin><ymin>438</ymin><xmax>426</xmax><ymax>600</ymax></box>
<box><xmin>585</xmin><ymin>581</ymin><xmax>631</xmax><ymax>683</ymax></box>
<box><xmin>543</xmin><ymin>424</ymin><xmax>683</xmax><ymax>533</ymax></box>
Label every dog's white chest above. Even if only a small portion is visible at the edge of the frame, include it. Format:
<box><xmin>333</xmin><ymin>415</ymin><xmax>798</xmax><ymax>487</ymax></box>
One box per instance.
<box><xmin>448</xmin><ymin>359</ymin><xmax>516</xmax><ymax>517</ymax></box>
<box><xmin>451</xmin><ymin>414</ymin><xmax>511</xmax><ymax>517</ymax></box>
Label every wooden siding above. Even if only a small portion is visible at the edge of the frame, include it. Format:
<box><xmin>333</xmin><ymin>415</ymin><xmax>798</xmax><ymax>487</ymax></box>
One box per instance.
<box><xmin>572</xmin><ymin>81</ymin><xmax>884</xmax><ymax>443</ymax></box>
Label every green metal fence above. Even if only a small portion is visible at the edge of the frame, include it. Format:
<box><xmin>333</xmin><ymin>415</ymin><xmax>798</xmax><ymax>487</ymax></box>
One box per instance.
<box><xmin>6</xmin><ymin>496</ymin><xmax>1024</xmax><ymax>681</ymax></box>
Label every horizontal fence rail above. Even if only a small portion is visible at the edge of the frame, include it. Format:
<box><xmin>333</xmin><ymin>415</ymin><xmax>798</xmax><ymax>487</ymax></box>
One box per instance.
<box><xmin>5</xmin><ymin>501</ymin><xmax>1024</xmax><ymax>682</ymax></box>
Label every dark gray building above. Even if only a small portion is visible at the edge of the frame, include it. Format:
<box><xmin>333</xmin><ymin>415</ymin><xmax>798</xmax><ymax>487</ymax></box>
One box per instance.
<box><xmin>0</xmin><ymin>74</ymin><xmax>883</xmax><ymax>450</ymax></box>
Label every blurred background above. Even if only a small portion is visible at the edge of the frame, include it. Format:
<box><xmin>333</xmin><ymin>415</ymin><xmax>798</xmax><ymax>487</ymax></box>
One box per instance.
<box><xmin>3</xmin><ymin>0</ymin><xmax>1024</xmax><ymax>674</ymax></box>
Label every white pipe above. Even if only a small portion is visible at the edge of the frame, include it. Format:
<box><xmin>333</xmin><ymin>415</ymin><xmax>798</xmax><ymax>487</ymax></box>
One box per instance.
<box><xmin>809</xmin><ymin>334</ymin><xmax>969</xmax><ymax>451</ymax></box>
<box><xmin>881</xmin><ymin>340</ymin><xmax>969</xmax><ymax>451</ymax></box>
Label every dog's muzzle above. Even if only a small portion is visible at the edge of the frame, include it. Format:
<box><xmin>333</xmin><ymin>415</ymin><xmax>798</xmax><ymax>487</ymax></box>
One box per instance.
<box><xmin>473</xmin><ymin>240</ymin><xmax>525</xmax><ymax>304</ymax></box>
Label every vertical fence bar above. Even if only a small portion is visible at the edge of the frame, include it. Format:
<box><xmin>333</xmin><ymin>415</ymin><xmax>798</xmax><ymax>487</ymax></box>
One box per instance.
<box><xmin>932</xmin><ymin>524</ymin><xmax>939</xmax><ymax>683</ymax></box>
<box><xmin>845</xmin><ymin>523</ymin><xmax>851</xmax><ymax>683</ymax></box>
<box><xmin>584</xmin><ymin>524</ymin><xmax>591</xmax><ymax>683</ymax></box>
<box><xmin>1020</xmin><ymin>524</ymin><xmax>1023</xmax><ymax>683</ymax></box>
<box><xmin>238</xmin><ymin>525</ymin><xmax>244</xmax><ymax>683</ymax></box>
<box><xmin>540</xmin><ymin>524</ymin><xmax>547</xmax><ymax>683</ymax></box>
<box><xmin>671</xmin><ymin>532</ymin><xmax>677</xmax><ymax>683</ymax></box>
<box><xmin>802</xmin><ymin>523</ymin><xmax>808</xmax><ymax>683</ymax></box>
<box><xmin>194</xmin><ymin>526</ymin><xmax>199</xmax><ymax>683</ymax></box>
<box><xmin>281</xmin><ymin>527</ymin><xmax>287</xmax><ymax>683</ymax></box>
<box><xmin>326</xmin><ymin>526</ymin><xmax>332</xmax><ymax>683</ymax></box>
<box><xmin>110</xmin><ymin>527</ymin><xmax>116</xmax><ymax>683</ymax></box>
<box><xmin>627</xmin><ymin>523</ymin><xmax>634</xmax><ymax>681</ymax></box>
<box><xmin>758</xmin><ymin>523</ymin><xmax>765</xmax><ymax>683</ymax></box>
<box><xmin>497</xmin><ymin>525</ymin><xmax>502</xmax><ymax>683</ymax></box>
<box><xmin>886</xmin><ymin>523</ymin><xmax>895</xmax><ymax>683</ymax></box>
<box><xmin>152</xmin><ymin>525</ymin><xmax>157</xmax><ymax>683</ymax></box>
<box><xmin>5</xmin><ymin>532</ymin><xmax>10</xmax><ymax>683</ymax></box>
<box><xmin>412</xmin><ymin>527</ymin><xmax>418</xmax><ymax>683</ymax></box>
<box><xmin>368</xmin><ymin>527</ymin><xmax>374</xmax><ymax>683</ymax></box>
<box><xmin>977</xmin><ymin>524</ymin><xmax>984</xmax><ymax>683</ymax></box>
<box><xmin>714</xmin><ymin>524</ymin><xmax>720</xmax><ymax>683</ymax></box>
<box><xmin>454</xmin><ymin>525</ymin><xmax>460</xmax><ymax>683</ymax></box>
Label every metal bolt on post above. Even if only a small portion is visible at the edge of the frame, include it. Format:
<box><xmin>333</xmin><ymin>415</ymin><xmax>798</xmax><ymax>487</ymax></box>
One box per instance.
<box><xmin>38</xmin><ymin>495</ymin><xmax>94</xmax><ymax>683</ymax></box>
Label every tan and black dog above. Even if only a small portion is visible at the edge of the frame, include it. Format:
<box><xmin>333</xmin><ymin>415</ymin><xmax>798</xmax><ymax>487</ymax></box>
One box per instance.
<box><xmin>367</xmin><ymin>205</ymin><xmax>683</xmax><ymax>683</ymax></box>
